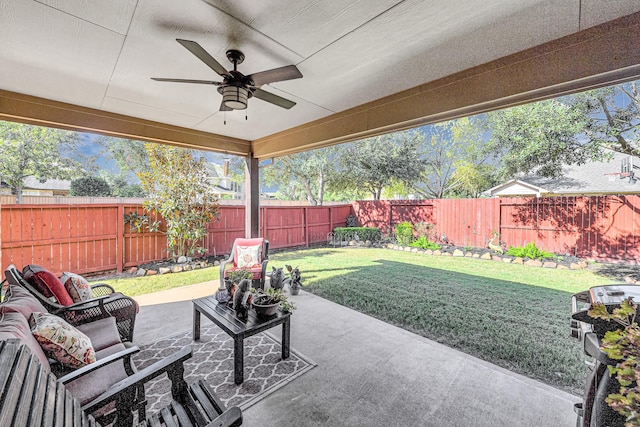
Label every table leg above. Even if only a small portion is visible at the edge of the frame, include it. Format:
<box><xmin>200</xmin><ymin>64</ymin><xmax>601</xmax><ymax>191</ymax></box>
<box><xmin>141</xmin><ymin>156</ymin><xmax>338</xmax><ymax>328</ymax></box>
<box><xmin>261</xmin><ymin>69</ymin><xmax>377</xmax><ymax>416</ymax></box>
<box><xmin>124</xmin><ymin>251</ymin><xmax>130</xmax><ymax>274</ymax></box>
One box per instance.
<box><xmin>193</xmin><ymin>306</ymin><xmax>201</xmax><ymax>341</ymax></box>
<box><xmin>282</xmin><ymin>317</ymin><xmax>290</xmax><ymax>360</ymax></box>
<box><xmin>234</xmin><ymin>336</ymin><xmax>244</xmax><ymax>385</ymax></box>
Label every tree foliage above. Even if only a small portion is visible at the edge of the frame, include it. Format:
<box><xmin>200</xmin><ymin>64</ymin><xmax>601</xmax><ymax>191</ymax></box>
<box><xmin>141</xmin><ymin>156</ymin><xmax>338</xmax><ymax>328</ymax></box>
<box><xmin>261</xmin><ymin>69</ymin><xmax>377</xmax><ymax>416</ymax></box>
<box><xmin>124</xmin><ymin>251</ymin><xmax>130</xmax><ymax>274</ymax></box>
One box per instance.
<box><xmin>336</xmin><ymin>131</ymin><xmax>426</xmax><ymax>200</ymax></box>
<box><xmin>137</xmin><ymin>144</ymin><xmax>220</xmax><ymax>258</ymax></box>
<box><xmin>486</xmin><ymin>98</ymin><xmax>601</xmax><ymax>179</ymax></box>
<box><xmin>0</xmin><ymin>121</ymin><xmax>81</xmax><ymax>203</ymax></box>
<box><xmin>576</xmin><ymin>82</ymin><xmax>640</xmax><ymax>157</ymax></box>
<box><xmin>411</xmin><ymin>118</ymin><xmax>497</xmax><ymax>198</ymax></box>
<box><xmin>263</xmin><ymin>146</ymin><xmax>342</xmax><ymax>205</ymax></box>
<box><xmin>69</xmin><ymin>176</ymin><xmax>111</xmax><ymax>196</ymax></box>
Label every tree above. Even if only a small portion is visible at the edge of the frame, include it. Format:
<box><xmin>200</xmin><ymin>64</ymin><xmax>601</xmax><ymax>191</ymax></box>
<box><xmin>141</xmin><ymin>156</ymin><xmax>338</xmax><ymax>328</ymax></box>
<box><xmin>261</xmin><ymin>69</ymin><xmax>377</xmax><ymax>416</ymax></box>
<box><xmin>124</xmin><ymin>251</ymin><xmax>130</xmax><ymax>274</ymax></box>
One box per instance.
<box><xmin>69</xmin><ymin>176</ymin><xmax>111</xmax><ymax>196</ymax></box>
<box><xmin>486</xmin><ymin>98</ymin><xmax>601</xmax><ymax>179</ymax></box>
<box><xmin>574</xmin><ymin>82</ymin><xmax>640</xmax><ymax>156</ymax></box>
<box><xmin>263</xmin><ymin>146</ymin><xmax>342</xmax><ymax>205</ymax></box>
<box><xmin>0</xmin><ymin>121</ymin><xmax>81</xmax><ymax>203</ymax></box>
<box><xmin>411</xmin><ymin>118</ymin><xmax>496</xmax><ymax>198</ymax></box>
<box><xmin>137</xmin><ymin>144</ymin><xmax>220</xmax><ymax>258</ymax></box>
<box><xmin>100</xmin><ymin>173</ymin><xmax>145</xmax><ymax>197</ymax></box>
<box><xmin>96</xmin><ymin>136</ymin><xmax>148</xmax><ymax>174</ymax></box>
<box><xmin>336</xmin><ymin>131</ymin><xmax>426</xmax><ymax>200</ymax></box>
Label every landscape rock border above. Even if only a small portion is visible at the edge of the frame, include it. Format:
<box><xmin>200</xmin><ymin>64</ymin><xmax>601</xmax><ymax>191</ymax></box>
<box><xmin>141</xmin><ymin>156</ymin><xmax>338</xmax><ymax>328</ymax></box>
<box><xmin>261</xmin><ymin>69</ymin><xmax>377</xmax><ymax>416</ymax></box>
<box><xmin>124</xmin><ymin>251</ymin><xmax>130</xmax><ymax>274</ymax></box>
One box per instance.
<box><xmin>383</xmin><ymin>243</ymin><xmax>589</xmax><ymax>270</ymax></box>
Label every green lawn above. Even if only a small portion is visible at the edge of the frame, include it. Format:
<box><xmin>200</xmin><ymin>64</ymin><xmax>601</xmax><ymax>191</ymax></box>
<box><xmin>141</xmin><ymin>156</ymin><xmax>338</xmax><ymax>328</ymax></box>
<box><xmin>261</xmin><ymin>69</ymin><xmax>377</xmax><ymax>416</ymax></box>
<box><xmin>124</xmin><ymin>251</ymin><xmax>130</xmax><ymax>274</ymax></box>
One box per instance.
<box><xmin>101</xmin><ymin>247</ymin><xmax>612</xmax><ymax>395</ymax></box>
<box><xmin>269</xmin><ymin>247</ymin><xmax>610</xmax><ymax>396</ymax></box>
<box><xmin>97</xmin><ymin>267</ymin><xmax>216</xmax><ymax>297</ymax></box>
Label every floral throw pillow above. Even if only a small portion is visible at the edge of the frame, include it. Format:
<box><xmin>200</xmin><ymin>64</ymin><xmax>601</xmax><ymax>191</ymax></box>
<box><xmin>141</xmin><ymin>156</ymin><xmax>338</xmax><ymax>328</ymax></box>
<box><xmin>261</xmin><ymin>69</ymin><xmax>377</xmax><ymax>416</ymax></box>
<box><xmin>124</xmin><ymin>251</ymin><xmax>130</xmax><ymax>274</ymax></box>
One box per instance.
<box><xmin>29</xmin><ymin>312</ymin><xmax>96</xmax><ymax>369</ymax></box>
<box><xmin>236</xmin><ymin>245</ymin><xmax>261</xmax><ymax>268</ymax></box>
<box><xmin>61</xmin><ymin>272</ymin><xmax>93</xmax><ymax>303</ymax></box>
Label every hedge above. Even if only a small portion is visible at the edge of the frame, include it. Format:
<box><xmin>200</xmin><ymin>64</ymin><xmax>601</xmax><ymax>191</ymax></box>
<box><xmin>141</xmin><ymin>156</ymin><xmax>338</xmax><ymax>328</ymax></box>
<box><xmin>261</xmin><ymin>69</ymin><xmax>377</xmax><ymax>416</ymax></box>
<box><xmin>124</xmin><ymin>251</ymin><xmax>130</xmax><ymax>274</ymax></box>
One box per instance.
<box><xmin>333</xmin><ymin>227</ymin><xmax>381</xmax><ymax>242</ymax></box>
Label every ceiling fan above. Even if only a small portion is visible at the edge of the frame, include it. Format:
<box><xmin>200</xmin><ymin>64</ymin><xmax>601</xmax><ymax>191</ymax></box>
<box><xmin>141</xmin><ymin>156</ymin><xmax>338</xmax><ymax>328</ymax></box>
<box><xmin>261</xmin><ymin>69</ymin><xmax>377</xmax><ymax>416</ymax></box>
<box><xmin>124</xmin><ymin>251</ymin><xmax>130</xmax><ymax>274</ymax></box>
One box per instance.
<box><xmin>152</xmin><ymin>39</ymin><xmax>303</xmax><ymax>111</ymax></box>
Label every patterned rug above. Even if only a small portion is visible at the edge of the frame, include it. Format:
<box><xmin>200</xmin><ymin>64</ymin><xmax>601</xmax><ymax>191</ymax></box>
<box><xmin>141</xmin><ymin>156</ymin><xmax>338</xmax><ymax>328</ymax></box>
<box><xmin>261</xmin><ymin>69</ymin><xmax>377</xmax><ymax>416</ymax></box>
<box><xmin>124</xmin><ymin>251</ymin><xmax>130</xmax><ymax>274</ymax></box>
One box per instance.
<box><xmin>132</xmin><ymin>323</ymin><xmax>316</xmax><ymax>412</ymax></box>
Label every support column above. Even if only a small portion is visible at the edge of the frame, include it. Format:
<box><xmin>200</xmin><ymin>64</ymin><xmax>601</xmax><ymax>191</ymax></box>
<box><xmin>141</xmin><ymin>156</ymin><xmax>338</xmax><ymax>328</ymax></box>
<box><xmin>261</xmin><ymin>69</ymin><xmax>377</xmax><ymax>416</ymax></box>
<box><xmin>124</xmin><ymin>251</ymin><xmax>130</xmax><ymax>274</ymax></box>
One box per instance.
<box><xmin>245</xmin><ymin>155</ymin><xmax>260</xmax><ymax>238</ymax></box>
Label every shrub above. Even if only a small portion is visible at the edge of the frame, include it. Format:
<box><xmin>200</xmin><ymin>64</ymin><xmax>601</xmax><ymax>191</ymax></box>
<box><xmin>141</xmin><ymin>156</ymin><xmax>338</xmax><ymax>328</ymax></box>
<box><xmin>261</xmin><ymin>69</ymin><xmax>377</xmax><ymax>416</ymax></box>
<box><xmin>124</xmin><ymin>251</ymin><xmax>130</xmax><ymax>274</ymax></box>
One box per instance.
<box><xmin>409</xmin><ymin>236</ymin><xmax>441</xmax><ymax>250</ymax></box>
<box><xmin>69</xmin><ymin>176</ymin><xmax>111</xmax><ymax>196</ymax></box>
<box><xmin>333</xmin><ymin>227</ymin><xmax>380</xmax><ymax>242</ymax></box>
<box><xmin>414</xmin><ymin>222</ymin><xmax>437</xmax><ymax>241</ymax></box>
<box><xmin>395</xmin><ymin>221</ymin><xmax>414</xmax><ymax>246</ymax></box>
<box><xmin>506</xmin><ymin>242</ymin><xmax>554</xmax><ymax>260</ymax></box>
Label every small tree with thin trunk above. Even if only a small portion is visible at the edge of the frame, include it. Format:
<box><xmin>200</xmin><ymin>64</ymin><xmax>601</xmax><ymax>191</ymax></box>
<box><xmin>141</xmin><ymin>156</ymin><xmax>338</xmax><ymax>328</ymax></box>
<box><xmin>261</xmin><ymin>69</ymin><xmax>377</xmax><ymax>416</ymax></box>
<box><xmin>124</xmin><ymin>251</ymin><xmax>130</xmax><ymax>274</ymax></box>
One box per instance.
<box><xmin>137</xmin><ymin>144</ymin><xmax>220</xmax><ymax>258</ymax></box>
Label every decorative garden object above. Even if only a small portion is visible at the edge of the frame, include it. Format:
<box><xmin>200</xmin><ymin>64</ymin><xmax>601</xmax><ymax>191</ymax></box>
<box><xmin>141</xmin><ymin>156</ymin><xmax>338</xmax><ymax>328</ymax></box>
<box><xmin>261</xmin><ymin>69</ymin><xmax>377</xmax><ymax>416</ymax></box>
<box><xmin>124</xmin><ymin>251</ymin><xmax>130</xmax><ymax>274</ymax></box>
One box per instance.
<box><xmin>283</xmin><ymin>265</ymin><xmax>302</xmax><ymax>295</ymax></box>
<box><xmin>232</xmin><ymin>279</ymin><xmax>252</xmax><ymax>318</ymax></box>
<box><xmin>224</xmin><ymin>268</ymin><xmax>254</xmax><ymax>302</ymax></box>
<box><xmin>270</xmin><ymin>267</ymin><xmax>284</xmax><ymax>291</ymax></box>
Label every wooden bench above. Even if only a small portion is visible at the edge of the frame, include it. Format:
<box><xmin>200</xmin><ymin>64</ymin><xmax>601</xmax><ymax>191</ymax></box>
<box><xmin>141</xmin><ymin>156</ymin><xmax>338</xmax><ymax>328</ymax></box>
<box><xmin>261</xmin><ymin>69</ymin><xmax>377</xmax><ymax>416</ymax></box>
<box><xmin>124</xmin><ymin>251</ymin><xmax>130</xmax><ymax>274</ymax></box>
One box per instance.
<box><xmin>0</xmin><ymin>339</ymin><xmax>243</xmax><ymax>427</ymax></box>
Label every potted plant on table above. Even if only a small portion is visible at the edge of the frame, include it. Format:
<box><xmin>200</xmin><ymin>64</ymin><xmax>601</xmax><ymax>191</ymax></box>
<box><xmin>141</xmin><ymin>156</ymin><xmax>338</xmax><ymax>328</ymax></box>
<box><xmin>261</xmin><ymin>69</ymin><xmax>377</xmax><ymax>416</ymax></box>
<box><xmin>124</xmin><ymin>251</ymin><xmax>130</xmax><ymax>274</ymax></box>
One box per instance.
<box><xmin>252</xmin><ymin>288</ymin><xmax>296</xmax><ymax>318</ymax></box>
<box><xmin>216</xmin><ymin>268</ymin><xmax>253</xmax><ymax>304</ymax></box>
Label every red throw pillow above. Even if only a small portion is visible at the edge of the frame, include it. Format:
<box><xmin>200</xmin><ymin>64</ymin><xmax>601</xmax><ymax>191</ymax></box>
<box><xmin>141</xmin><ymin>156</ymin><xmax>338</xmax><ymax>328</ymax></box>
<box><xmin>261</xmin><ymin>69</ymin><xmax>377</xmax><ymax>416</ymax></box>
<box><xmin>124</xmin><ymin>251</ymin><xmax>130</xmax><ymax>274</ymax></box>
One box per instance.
<box><xmin>23</xmin><ymin>265</ymin><xmax>74</xmax><ymax>306</ymax></box>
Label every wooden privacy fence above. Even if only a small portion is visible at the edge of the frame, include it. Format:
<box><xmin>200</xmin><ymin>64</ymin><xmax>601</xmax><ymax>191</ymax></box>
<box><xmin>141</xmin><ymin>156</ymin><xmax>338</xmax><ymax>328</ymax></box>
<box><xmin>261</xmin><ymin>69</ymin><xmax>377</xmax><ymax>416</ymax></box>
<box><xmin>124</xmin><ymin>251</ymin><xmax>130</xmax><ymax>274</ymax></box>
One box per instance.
<box><xmin>0</xmin><ymin>203</ymin><xmax>352</xmax><ymax>276</ymax></box>
<box><xmin>352</xmin><ymin>196</ymin><xmax>640</xmax><ymax>262</ymax></box>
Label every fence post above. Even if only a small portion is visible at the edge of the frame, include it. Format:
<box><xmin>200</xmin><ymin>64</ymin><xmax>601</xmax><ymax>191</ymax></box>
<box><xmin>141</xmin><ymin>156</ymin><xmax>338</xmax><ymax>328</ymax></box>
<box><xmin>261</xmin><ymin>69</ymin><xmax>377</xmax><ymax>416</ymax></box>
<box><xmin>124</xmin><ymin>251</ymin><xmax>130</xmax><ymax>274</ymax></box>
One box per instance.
<box><xmin>117</xmin><ymin>204</ymin><xmax>124</xmax><ymax>273</ymax></box>
<box><xmin>304</xmin><ymin>207</ymin><xmax>309</xmax><ymax>248</ymax></box>
<box><xmin>329</xmin><ymin>206</ymin><xmax>334</xmax><ymax>234</ymax></box>
<box><xmin>262</xmin><ymin>206</ymin><xmax>268</xmax><ymax>241</ymax></box>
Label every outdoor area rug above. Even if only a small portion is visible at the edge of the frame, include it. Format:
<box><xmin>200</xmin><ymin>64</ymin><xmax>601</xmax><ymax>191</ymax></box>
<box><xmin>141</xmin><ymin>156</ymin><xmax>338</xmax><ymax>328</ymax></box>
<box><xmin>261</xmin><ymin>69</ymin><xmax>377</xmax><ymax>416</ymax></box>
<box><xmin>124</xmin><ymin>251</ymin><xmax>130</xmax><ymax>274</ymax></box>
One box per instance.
<box><xmin>132</xmin><ymin>323</ymin><xmax>317</xmax><ymax>412</ymax></box>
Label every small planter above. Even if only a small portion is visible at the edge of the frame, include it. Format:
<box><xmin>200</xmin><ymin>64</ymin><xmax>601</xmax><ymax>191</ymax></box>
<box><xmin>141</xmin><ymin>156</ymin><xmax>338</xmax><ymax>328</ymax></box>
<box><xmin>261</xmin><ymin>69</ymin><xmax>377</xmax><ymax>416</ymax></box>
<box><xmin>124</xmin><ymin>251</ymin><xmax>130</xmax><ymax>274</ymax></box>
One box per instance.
<box><xmin>252</xmin><ymin>295</ymin><xmax>280</xmax><ymax>317</ymax></box>
<box><xmin>290</xmin><ymin>285</ymin><xmax>301</xmax><ymax>296</ymax></box>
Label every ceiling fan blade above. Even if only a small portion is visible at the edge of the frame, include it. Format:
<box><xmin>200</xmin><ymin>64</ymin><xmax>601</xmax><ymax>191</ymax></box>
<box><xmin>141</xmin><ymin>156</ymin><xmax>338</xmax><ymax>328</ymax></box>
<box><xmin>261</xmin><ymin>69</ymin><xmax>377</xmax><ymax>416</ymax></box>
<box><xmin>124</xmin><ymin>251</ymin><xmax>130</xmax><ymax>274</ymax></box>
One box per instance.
<box><xmin>151</xmin><ymin>78</ymin><xmax>222</xmax><ymax>85</ymax></box>
<box><xmin>248</xmin><ymin>65</ymin><xmax>302</xmax><ymax>86</ymax></box>
<box><xmin>253</xmin><ymin>88</ymin><xmax>296</xmax><ymax>109</ymax></box>
<box><xmin>176</xmin><ymin>39</ymin><xmax>229</xmax><ymax>77</ymax></box>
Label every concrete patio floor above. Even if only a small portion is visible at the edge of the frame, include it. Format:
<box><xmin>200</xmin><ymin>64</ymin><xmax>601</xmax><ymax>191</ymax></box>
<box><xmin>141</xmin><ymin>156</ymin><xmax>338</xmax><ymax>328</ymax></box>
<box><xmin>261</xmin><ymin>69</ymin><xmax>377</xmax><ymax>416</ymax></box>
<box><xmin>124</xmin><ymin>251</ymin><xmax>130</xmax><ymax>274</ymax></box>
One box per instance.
<box><xmin>133</xmin><ymin>281</ymin><xmax>580</xmax><ymax>427</ymax></box>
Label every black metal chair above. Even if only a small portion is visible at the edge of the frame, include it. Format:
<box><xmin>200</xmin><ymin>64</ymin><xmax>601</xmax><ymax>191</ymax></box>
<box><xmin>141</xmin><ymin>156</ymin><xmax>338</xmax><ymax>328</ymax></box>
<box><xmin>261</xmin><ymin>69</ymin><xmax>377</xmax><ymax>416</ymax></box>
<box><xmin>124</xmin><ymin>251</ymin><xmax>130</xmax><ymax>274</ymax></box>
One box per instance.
<box><xmin>4</xmin><ymin>264</ymin><xmax>138</xmax><ymax>343</ymax></box>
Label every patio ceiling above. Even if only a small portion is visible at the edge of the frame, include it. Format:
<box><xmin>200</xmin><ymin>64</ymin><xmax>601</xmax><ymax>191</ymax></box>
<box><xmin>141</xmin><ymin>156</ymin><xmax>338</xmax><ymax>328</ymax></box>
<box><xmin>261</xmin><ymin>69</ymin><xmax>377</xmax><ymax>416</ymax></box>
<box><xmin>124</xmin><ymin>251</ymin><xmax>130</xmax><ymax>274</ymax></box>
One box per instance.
<box><xmin>1</xmin><ymin>1</ymin><xmax>640</xmax><ymax>160</ymax></box>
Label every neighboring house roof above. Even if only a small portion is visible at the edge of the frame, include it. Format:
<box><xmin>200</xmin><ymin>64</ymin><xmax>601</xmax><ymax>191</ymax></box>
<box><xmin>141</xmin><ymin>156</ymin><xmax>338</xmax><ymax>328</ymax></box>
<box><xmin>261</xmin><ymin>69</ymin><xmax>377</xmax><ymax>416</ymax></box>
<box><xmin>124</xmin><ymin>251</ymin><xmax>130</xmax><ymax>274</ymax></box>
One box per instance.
<box><xmin>487</xmin><ymin>151</ymin><xmax>640</xmax><ymax>197</ymax></box>
<box><xmin>22</xmin><ymin>176</ymin><xmax>71</xmax><ymax>191</ymax></box>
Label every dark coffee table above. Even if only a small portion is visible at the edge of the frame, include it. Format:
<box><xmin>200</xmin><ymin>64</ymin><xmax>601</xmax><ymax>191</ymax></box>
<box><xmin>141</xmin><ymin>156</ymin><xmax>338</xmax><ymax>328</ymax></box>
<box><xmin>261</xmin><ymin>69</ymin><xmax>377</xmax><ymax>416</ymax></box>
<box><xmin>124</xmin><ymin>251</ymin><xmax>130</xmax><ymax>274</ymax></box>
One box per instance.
<box><xmin>192</xmin><ymin>295</ymin><xmax>291</xmax><ymax>384</ymax></box>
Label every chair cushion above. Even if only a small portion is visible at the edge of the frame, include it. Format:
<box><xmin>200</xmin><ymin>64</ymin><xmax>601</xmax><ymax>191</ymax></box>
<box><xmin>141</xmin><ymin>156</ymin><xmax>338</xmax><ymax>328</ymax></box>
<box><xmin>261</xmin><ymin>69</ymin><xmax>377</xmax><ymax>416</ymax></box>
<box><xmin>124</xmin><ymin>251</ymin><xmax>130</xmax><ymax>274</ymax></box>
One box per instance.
<box><xmin>76</xmin><ymin>316</ymin><xmax>122</xmax><ymax>352</ymax></box>
<box><xmin>23</xmin><ymin>265</ymin><xmax>74</xmax><ymax>306</ymax></box>
<box><xmin>1</xmin><ymin>278</ymin><xmax>47</xmax><ymax>319</ymax></box>
<box><xmin>61</xmin><ymin>272</ymin><xmax>93</xmax><ymax>303</ymax></box>
<box><xmin>29</xmin><ymin>312</ymin><xmax>96</xmax><ymax>369</ymax></box>
<box><xmin>64</xmin><ymin>342</ymin><xmax>129</xmax><ymax>406</ymax></box>
<box><xmin>0</xmin><ymin>311</ymin><xmax>50</xmax><ymax>370</ymax></box>
<box><xmin>236</xmin><ymin>244</ymin><xmax>262</xmax><ymax>268</ymax></box>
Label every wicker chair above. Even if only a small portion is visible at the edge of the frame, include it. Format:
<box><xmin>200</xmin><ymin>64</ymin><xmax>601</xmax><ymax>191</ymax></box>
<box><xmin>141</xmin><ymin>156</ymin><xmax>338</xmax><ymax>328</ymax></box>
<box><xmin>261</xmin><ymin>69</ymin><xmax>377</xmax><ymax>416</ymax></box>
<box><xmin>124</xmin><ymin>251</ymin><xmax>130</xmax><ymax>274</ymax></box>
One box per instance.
<box><xmin>220</xmin><ymin>238</ymin><xmax>270</xmax><ymax>290</ymax></box>
<box><xmin>4</xmin><ymin>265</ymin><xmax>138</xmax><ymax>343</ymax></box>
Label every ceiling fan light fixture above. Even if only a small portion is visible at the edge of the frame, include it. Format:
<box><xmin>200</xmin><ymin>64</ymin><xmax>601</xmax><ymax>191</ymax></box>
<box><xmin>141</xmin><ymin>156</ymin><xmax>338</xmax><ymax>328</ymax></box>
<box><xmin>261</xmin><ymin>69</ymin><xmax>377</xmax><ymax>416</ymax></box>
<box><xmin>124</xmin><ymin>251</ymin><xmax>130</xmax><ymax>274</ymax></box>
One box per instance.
<box><xmin>222</xmin><ymin>86</ymin><xmax>248</xmax><ymax>110</ymax></box>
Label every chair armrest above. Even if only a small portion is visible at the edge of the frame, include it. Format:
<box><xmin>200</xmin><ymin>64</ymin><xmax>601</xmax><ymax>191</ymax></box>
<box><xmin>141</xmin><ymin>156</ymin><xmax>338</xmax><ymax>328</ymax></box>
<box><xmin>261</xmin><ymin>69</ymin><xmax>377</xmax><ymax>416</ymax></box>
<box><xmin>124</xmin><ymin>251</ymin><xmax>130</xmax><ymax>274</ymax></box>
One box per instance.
<box><xmin>219</xmin><ymin>255</ymin><xmax>234</xmax><ymax>283</ymax></box>
<box><xmin>206</xmin><ymin>406</ymin><xmax>243</xmax><ymax>427</ymax></box>
<box><xmin>64</xmin><ymin>294</ymin><xmax>111</xmax><ymax>310</ymax></box>
<box><xmin>57</xmin><ymin>346</ymin><xmax>140</xmax><ymax>385</ymax></box>
<box><xmin>81</xmin><ymin>346</ymin><xmax>192</xmax><ymax>414</ymax></box>
<box><xmin>90</xmin><ymin>283</ymin><xmax>115</xmax><ymax>296</ymax></box>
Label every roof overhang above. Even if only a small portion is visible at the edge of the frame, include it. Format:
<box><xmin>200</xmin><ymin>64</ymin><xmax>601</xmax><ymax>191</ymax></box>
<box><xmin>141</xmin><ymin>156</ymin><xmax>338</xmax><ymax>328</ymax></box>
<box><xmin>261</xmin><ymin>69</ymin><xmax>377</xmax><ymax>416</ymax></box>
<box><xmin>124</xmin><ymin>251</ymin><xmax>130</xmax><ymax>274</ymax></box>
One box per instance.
<box><xmin>1</xmin><ymin>7</ymin><xmax>639</xmax><ymax>159</ymax></box>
